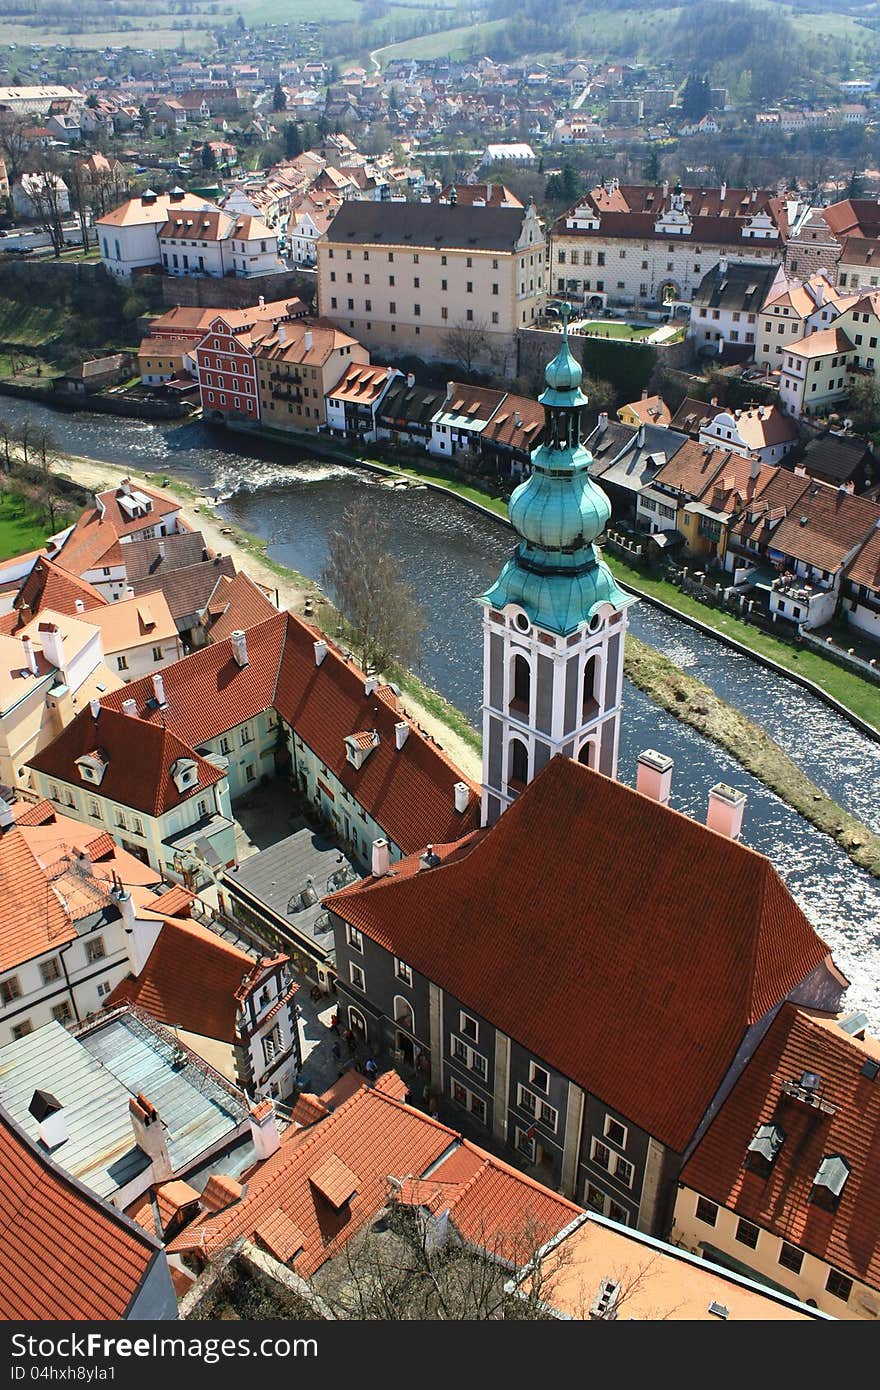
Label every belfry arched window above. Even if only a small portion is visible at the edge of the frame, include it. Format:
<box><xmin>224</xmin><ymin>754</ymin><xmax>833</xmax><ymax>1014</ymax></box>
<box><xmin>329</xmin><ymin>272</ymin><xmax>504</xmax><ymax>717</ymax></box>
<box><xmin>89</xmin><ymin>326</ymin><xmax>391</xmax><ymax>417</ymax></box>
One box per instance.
<box><xmin>510</xmin><ymin>653</ymin><xmax>531</xmax><ymax>715</ymax></box>
<box><xmin>508</xmin><ymin>737</ymin><xmax>528</xmax><ymax>788</ymax></box>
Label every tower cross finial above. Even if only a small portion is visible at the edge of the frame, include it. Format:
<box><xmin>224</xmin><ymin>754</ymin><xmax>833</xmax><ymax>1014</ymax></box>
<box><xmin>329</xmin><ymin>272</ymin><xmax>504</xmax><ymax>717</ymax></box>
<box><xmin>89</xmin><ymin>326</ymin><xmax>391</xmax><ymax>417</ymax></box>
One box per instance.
<box><xmin>559</xmin><ymin>299</ymin><xmax>572</xmax><ymax>334</ymax></box>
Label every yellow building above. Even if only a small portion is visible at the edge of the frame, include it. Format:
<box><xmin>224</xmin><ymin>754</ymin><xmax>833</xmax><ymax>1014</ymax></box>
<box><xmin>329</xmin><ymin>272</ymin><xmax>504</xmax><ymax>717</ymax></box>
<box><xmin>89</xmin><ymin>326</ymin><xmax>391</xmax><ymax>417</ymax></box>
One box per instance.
<box><xmin>316</xmin><ymin>198</ymin><xmax>546</xmax><ymax>377</ymax></box>
<box><xmin>253</xmin><ymin>319</ymin><xmax>368</xmax><ymax>433</ymax></box>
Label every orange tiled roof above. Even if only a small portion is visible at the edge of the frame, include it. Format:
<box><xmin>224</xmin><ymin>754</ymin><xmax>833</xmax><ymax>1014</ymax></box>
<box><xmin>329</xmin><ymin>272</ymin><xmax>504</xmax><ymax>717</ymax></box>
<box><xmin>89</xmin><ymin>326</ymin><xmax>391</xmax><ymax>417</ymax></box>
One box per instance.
<box><xmin>327</xmin><ymin>758</ymin><xmax>834</xmax><ymax>1153</ymax></box>
<box><xmin>681</xmin><ymin>1005</ymin><xmax>880</xmax><ymax>1291</ymax></box>
<box><xmin>844</xmin><ymin>521</ymin><xmax>880</xmax><ymax>592</ymax></box>
<box><xmin>108</xmin><ymin>916</ymin><xmax>259</xmax><ymax>1044</ymax></box>
<box><xmin>0</xmin><ymin>1103</ymin><xmax>162</xmax><ymax>1320</ymax></box>
<box><xmin>168</xmin><ymin>1081</ymin><xmax>579</xmax><ymax>1274</ymax></box>
<box><xmin>12</xmin><ymin>557</ymin><xmax>107</xmax><ymax>626</ymax></box>
<box><xmin>100</xmin><ymin>612</ymin><xmax>480</xmax><ymax>855</ymax></box>
<box><xmin>650</xmin><ymin>441</ymin><xmax>746</xmax><ymax>502</ymax></box>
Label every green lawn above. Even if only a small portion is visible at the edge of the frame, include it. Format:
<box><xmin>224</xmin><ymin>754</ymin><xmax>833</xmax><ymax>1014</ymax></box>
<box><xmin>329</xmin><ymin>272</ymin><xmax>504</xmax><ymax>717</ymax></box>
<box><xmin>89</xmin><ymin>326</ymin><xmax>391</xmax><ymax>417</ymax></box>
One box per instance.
<box><xmin>580</xmin><ymin>321</ymin><xmax>655</xmax><ymax>341</ymax></box>
<box><xmin>0</xmin><ymin>492</ymin><xmax>48</xmax><ymax>562</ymax></box>
<box><xmin>374</xmin><ymin>17</ymin><xmax>508</xmax><ymax>63</ymax></box>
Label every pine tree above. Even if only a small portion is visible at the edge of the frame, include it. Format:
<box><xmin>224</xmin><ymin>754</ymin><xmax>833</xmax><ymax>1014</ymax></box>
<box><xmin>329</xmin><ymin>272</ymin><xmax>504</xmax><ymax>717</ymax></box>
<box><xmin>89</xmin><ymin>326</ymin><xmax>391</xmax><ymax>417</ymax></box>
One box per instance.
<box><xmin>273</xmin><ymin>82</ymin><xmax>287</xmax><ymax>113</ymax></box>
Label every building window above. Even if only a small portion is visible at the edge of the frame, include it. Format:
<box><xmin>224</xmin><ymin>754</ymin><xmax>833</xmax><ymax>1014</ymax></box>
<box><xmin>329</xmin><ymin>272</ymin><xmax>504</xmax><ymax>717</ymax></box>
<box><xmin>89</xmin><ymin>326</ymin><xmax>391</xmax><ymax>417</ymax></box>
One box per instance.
<box><xmin>350</xmin><ymin>962</ymin><xmax>366</xmax><ymax>991</ymax></box>
<box><xmin>12</xmin><ymin>1021</ymin><xmax>33</xmax><ymax>1039</ymax></box>
<box><xmin>116</xmin><ymin>655</ymin><xmax>128</xmax><ymax>671</ymax></box>
<box><xmin>0</xmin><ymin>976</ymin><xmax>22</xmax><ymax>1005</ymax></box>
<box><xmin>86</xmin><ymin>937</ymin><xmax>106</xmax><ymax>963</ymax></box>
<box><xmin>245</xmin><ymin>763</ymin><xmax>257</xmax><ymax>782</ymax></box>
<box><xmin>825</xmin><ymin>1268</ymin><xmax>852</xmax><ymax>1302</ymax></box>
<box><xmin>39</xmin><ymin>959</ymin><xmax>61</xmax><ymax>986</ymax></box>
<box><xmin>152</xmin><ymin>646</ymin><xmax>164</xmax><ymax>662</ymax></box>
<box><xmin>395</xmin><ymin>959</ymin><xmax>412</xmax><ymax>986</ymax></box>
<box><xmin>519</xmin><ymin>1085</ymin><xmax>558</xmax><ymax>1131</ymax></box>
<box><xmin>529</xmin><ymin>1062</ymin><xmax>550</xmax><ymax>1093</ymax></box>
<box><xmin>459</xmin><ymin>1011</ymin><xmax>478</xmax><ymax>1040</ymax></box>
<box><xmin>735</xmin><ymin>1218</ymin><xmax>760</xmax><ymax>1249</ymax></box>
<box><xmin>347</xmin><ymin>925</ymin><xmax>364</xmax><ymax>953</ymax></box>
<box><xmin>516</xmin><ymin>1127</ymin><xmax>536</xmax><ymax>1163</ymax></box>
<box><xmin>52</xmin><ymin>1001</ymin><xmax>73</xmax><ymax>1025</ymax></box>
<box><xmin>262</xmin><ymin>1022</ymin><xmax>283</xmax><ymax>1066</ymax></box>
<box><xmin>604</xmin><ymin>1115</ymin><xmax>627</xmax><ymax>1148</ymax></box>
<box><xmin>778</xmin><ymin>1242</ymin><xmax>804</xmax><ymax>1274</ymax></box>
<box><xmin>452</xmin><ymin>1036</ymin><xmax>487</xmax><ymax>1079</ymax></box>
<box><xmin>414</xmin><ymin>304</ymin><xmax>421</xmax><ymax>317</ymax></box>
<box><xmin>451</xmin><ymin>1078</ymin><xmax>486</xmax><ymax>1124</ymax></box>
<box><xmin>97</xmin><ymin>981</ymin><xmax>112</xmax><ymax>998</ymax></box>
<box><xmin>695</xmin><ymin>1196</ymin><xmax>718</xmax><ymax>1226</ymax></box>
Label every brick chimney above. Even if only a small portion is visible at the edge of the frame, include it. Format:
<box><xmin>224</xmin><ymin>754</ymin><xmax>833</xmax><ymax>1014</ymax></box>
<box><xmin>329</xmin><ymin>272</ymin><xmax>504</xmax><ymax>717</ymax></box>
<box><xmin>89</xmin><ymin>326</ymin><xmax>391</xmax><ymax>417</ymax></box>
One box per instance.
<box><xmin>230</xmin><ymin>629</ymin><xmax>249</xmax><ymax>668</ymax></box>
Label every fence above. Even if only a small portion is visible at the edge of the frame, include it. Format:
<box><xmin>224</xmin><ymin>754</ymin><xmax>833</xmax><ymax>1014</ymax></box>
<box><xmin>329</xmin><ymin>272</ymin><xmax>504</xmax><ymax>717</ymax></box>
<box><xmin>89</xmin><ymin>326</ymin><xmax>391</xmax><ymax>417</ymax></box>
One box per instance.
<box><xmin>801</xmin><ymin>629</ymin><xmax>880</xmax><ymax>685</ymax></box>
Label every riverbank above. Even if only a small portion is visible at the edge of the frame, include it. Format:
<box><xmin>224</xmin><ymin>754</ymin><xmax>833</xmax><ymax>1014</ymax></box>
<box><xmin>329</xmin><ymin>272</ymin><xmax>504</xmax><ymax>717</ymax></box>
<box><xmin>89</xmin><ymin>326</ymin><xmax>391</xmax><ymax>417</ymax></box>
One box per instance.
<box><xmin>49</xmin><ymin>452</ymin><xmax>484</xmax><ymax>783</ymax></box>
<box><xmin>625</xmin><ymin>635</ymin><xmax>880</xmax><ymax>878</ymax></box>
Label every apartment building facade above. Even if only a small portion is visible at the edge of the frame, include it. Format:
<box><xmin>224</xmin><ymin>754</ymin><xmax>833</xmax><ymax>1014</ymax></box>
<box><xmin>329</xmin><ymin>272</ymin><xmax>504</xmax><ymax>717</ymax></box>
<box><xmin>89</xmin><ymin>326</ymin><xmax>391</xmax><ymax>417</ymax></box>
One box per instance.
<box><xmin>253</xmin><ymin>320</ymin><xmax>368</xmax><ymax>433</ymax></box>
<box><xmin>316</xmin><ymin>199</ymin><xmax>546</xmax><ymax>375</ymax></box>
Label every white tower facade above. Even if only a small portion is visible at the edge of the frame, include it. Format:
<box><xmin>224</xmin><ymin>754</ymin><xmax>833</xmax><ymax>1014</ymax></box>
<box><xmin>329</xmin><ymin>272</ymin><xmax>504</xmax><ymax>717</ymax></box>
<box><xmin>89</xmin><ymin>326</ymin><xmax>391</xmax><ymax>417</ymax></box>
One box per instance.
<box><xmin>479</xmin><ymin>308</ymin><xmax>635</xmax><ymax>826</ymax></box>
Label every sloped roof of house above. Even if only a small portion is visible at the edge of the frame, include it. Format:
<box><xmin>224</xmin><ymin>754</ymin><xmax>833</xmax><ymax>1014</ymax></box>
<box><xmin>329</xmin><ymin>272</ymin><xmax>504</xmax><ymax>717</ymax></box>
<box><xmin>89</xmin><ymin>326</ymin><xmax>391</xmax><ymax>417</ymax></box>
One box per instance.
<box><xmin>326</xmin><ymin>757</ymin><xmax>834</xmax><ymax>1153</ymax></box>
<box><xmin>28</xmin><ymin>706</ymin><xmax>224</xmax><ymax>818</ymax></box>
<box><xmin>87</xmin><ymin>590</ymin><xmax>178</xmax><ymax>656</ymax></box>
<box><xmin>768</xmin><ymin>480</ymin><xmax>880</xmax><ymax>573</ymax></box>
<box><xmin>844</xmin><ymin>519</ymin><xmax>880</xmax><ymax>593</ymax></box>
<box><xmin>618</xmin><ymin>394</ymin><xmax>672</xmax><ymax>427</ymax></box>
<box><xmin>203</xmin><ymin>572</ymin><xmax>277</xmax><ymax>645</ymax></box>
<box><xmin>324</xmin><ymin>198</ymin><xmax>536</xmax><ymax>252</ymax></box>
<box><xmin>669</xmin><ymin>396</ymin><xmax>724</xmax><ymax>436</ymax></box>
<box><xmin>109</xmin><ymin>920</ymin><xmax>279</xmax><ymax>1045</ymax></box>
<box><xmin>0</xmin><ymin>1102</ymin><xmax>164</xmax><ymax>1320</ymax></box>
<box><xmin>100</xmin><ymin>612</ymin><xmax>480</xmax><ymax>854</ymax></box>
<box><xmin>12</xmin><ymin>557</ymin><xmax>107</xmax><ymax>626</ymax></box>
<box><xmin>130</xmin><ymin>555</ymin><xmax>237</xmax><ymax>627</ymax></box>
<box><xmin>168</xmin><ymin>1077</ymin><xmax>579</xmax><ymax>1273</ymax></box>
<box><xmin>681</xmin><ymin>1004</ymin><xmax>880</xmax><ymax>1293</ymax></box>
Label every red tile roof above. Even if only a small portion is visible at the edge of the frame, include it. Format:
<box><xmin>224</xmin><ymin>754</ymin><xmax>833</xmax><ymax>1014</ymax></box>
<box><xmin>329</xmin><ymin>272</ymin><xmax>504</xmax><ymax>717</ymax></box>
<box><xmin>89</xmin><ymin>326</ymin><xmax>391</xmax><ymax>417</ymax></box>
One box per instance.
<box><xmin>308</xmin><ymin>1152</ymin><xmax>359</xmax><ymax>1207</ymax></box>
<box><xmin>0</xmin><ymin>1103</ymin><xmax>162</xmax><ymax>1320</ymax></box>
<box><xmin>109</xmin><ymin>917</ymin><xmax>260</xmax><ymax>1044</ymax></box>
<box><xmin>53</xmin><ymin>479</ymin><xmax>184</xmax><ymax>578</ymax></box>
<box><xmin>327</xmin><ymin>758</ymin><xmax>834</xmax><ymax>1152</ymax></box>
<box><xmin>681</xmin><ymin>1005</ymin><xmax>880</xmax><ymax>1291</ymax></box>
<box><xmin>768</xmin><ymin>480</ymin><xmax>880</xmax><ymax>573</ymax></box>
<box><xmin>100</xmin><ymin>613</ymin><xmax>480</xmax><ymax>854</ymax></box>
<box><xmin>205</xmin><ymin>571</ymin><xmax>278</xmax><ymax>645</ymax></box>
<box><xmin>651</xmin><ymin>441</ymin><xmax>746</xmax><ymax>501</ymax></box>
<box><xmin>28</xmin><ymin>706</ymin><xmax>224</xmax><ymax>818</ymax></box>
<box><xmin>12</xmin><ymin>557</ymin><xmax>107</xmax><ymax>626</ymax></box>
<box><xmin>168</xmin><ymin>1080</ymin><xmax>578</xmax><ymax>1274</ymax></box>
<box><xmin>844</xmin><ymin>520</ymin><xmax>880</xmax><ymax>592</ymax></box>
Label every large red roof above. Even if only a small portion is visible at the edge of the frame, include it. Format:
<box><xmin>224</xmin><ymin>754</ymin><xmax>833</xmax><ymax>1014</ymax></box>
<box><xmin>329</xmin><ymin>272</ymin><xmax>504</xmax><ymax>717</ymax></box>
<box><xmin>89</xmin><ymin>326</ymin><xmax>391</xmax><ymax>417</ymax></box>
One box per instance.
<box><xmin>100</xmin><ymin>612</ymin><xmax>480</xmax><ymax>854</ymax></box>
<box><xmin>681</xmin><ymin>1005</ymin><xmax>880</xmax><ymax>1290</ymax></box>
<box><xmin>13</xmin><ymin>557</ymin><xmax>107</xmax><ymax>626</ymax></box>
<box><xmin>327</xmin><ymin>758</ymin><xmax>834</xmax><ymax>1152</ymax></box>
<box><xmin>28</xmin><ymin>706</ymin><xmax>224</xmax><ymax>818</ymax></box>
<box><xmin>0</xmin><ymin>1103</ymin><xmax>162</xmax><ymax>1319</ymax></box>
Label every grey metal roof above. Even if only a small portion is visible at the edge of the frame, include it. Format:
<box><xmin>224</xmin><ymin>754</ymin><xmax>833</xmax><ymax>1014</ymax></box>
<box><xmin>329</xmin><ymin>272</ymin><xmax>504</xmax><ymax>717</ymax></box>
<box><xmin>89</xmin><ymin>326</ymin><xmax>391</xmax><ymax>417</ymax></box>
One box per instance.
<box><xmin>323</xmin><ymin>198</ymin><xmax>530</xmax><ymax>252</ymax></box>
<box><xmin>692</xmin><ymin>260</ymin><xmax>778</xmax><ymax>314</ymax></box>
<box><xmin>0</xmin><ymin>1016</ymin><xmax>247</xmax><ymax>1200</ymax></box>
<box><xmin>224</xmin><ymin>827</ymin><xmax>361</xmax><ymax>955</ymax></box>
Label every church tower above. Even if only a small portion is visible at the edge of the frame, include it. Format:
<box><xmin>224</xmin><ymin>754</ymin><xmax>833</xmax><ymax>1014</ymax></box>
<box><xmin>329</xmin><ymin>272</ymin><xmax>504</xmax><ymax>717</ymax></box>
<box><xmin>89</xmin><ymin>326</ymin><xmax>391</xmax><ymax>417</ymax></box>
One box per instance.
<box><xmin>479</xmin><ymin>306</ymin><xmax>635</xmax><ymax>826</ymax></box>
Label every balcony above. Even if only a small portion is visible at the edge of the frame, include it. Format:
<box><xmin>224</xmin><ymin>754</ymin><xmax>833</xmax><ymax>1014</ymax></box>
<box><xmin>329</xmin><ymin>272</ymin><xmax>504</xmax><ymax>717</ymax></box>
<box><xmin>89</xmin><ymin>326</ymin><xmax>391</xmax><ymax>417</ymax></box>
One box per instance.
<box><xmin>272</xmin><ymin>386</ymin><xmax>303</xmax><ymax>403</ymax></box>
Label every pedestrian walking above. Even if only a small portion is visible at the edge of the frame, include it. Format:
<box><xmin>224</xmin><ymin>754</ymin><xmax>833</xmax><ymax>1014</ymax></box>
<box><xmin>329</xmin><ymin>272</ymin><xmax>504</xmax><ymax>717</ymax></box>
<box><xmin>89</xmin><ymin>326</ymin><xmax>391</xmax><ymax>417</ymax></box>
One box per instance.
<box><xmin>364</xmin><ymin>1057</ymin><xmax>378</xmax><ymax>1083</ymax></box>
<box><xmin>344</xmin><ymin>1028</ymin><xmax>356</xmax><ymax>1055</ymax></box>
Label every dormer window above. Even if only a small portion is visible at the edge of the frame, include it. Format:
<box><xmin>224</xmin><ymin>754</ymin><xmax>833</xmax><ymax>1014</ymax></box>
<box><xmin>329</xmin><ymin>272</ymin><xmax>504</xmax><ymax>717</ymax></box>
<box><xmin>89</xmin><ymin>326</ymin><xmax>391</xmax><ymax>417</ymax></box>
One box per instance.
<box><xmin>811</xmin><ymin>1154</ymin><xmax>850</xmax><ymax>1212</ymax></box>
<box><xmin>745</xmin><ymin>1122</ymin><xmax>784</xmax><ymax>1177</ymax></box>
<box><xmin>75</xmin><ymin>751</ymin><xmax>108</xmax><ymax>787</ymax></box>
<box><xmin>170</xmin><ymin>758</ymin><xmax>199</xmax><ymax>794</ymax></box>
<box><xmin>344</xmin><ymin>730</ymin><xmax>380</xmax><ymax>769</ymax></box>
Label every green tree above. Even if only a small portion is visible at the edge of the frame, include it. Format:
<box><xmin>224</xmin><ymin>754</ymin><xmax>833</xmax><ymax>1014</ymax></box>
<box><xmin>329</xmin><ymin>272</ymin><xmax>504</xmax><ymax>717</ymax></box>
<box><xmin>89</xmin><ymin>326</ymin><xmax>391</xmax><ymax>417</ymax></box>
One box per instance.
<box><xmin>847</xmin><ymin>375</ymin><xmax>880</xmax><ymax>437</ymax></box>
<box><xmin>681</xmin><ymin>73</ymin><xmax>711</xmax><ymax>121</ymax></box>
<box><xmin>201</xmin><ymin>142</ymin><xmax>217</xmax><ymax>171</ymax></box>
<box><xmin>643</xmin><ymin>146</ymin><xmax>661</xmax><ymax>183</ymax></box>
<box><xmin>273</xmin><ymin>82</ymin><xmax>287</xmax><ymax>113</ymax></box>
<box><xmin>284</xmin><ymin>120</ymin><xmax>303</xmax><ymax>159</ymax></box>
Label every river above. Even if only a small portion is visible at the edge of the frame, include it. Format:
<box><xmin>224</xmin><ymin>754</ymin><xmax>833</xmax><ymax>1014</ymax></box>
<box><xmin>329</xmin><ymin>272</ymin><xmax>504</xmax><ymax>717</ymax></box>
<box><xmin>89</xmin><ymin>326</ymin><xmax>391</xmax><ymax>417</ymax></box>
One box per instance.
<box><xmin>3</xmin><ymin>399</ymin><xmax>880</xmax><ymax>1022</ymax></box>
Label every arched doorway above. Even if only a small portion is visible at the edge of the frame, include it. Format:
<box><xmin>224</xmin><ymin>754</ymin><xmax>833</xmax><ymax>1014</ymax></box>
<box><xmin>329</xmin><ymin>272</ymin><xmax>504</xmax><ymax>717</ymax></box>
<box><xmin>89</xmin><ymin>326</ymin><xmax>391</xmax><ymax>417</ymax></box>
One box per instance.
<box><xmin>348</xmin><ymin>1006</ymin><xmax>367</xmax><ymax>1041</ymax></box>
<box><xmin>394</xmin><ymin>996</ymin><xmax>416</xmax><ymax>1066</ymax></box>
<box><xmin>659</xmin><ymin>280</ymin><xmax>681</xmax><ymax>306</ymax></box>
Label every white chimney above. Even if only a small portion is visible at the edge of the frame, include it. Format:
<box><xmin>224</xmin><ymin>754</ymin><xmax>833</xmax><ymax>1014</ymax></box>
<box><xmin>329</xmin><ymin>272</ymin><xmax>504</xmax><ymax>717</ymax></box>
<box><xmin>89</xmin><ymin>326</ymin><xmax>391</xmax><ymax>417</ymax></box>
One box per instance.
<box><xmin>707</xmin><ymin>782</ymin><xmax>747</xmax><ymax>839</ymax></box>
<box><xmin>364</xmin><ymin>677</ymin><xmax>379</xmax><ymax>697</ymax></box>
<box><xmin>446</xmin><ymin>380</ymin><xmax>454</xmax><ymax>401</ymax></box>
<box><xmin>718</xmin><ymin>256</ymin><xmax>728</xmax><ymax>276</ymax></box>
<box><xmin>394</xmin><ymin>720</ymin><xmax>409</xmax><ymax>750</ymax></box>
<box><xmin>314</xmin><ymin>638</ymin><xmax>328</xmax><ymax>666</ymax></box>
<box><xmin>122</xmin><ymin>697</ymin><xmax>138</xmax><ymax>717</ymax></box>
<box><xmin>231</xmin><ymin>629</ymin><xmax>249</xmax><ymax>668</ymax></box>
<box><xmin>90</xmin><ymin>697</ymin><xmax>100</xmax><ymax>719</ymax></box>
<box><xmin>38</xmin><ymin>623</ymin><xmax>64</xmax><ymax>672</ymax></box>
<box><xmin>454</xmin><ymin>781</ymin><xmax>470</xmax><ymax>814</ymax></box>
<box><xmin>118</xmin><ymin>888</ymin><xmax>161</xmax><ymax>975</ymax></box>
<box><xmin>249</xmin><ymin>1098</ymin><xmax>281</xmax><ymax>1160</ymax></box>
<box><xmin>29</xmin><ymin>1091</ymin><xmax>67</xmax><ymax>1150</ymax></box>
<box><xmin>597</xmin><ymin>411</ymin><xmax>608</xmax><ymax>435</ymax></box>
<box><xmin>152</xmin><ymin>672</ymin><xmax>166</xmax><ymax>706</ymax></box>
<box><xmin>277</xmin><ymin>323</ymin><xmax>286</xmax><ymax>345</ymax></box>
<box><xmin>636</xmin><ymin>423</ymin><xmax>646</xmax><ymax>448</ymax></box>
<box><xmin>304</xmin><ymin>329</ymin><xmax>313</xmax><ymax>351</ymax></box>
<box><xmin>125</xmin><ymin>585</ymin><xmax>135</xmax><ymax>599</ymax></box>
<box><xmin>258</xmin><ymin>294</ymin><xmax>265</xmax><ymax>307</ymax></box>
<box><xmin>74</xmin><ymin>598</ymin><xmax>85</xmax><ymax>613</ymax></box>
<box><xmin>20</xmin><ymin>635</ymin><xmax>38</xmax><ymax>676</ymax></box>
<box><xmin>371</xmin><ymin>837</ymin><xmax>391</xmax><ymax>876</ymax></box>
<box><xmin>720</xmin><ymin>180</ymin><xmax>727</xmax><ymax>201</ymax></box>
<box><xmin>406</xmin><ymin>372</ymin><xmax>415</xmax><ymax>387</ymax></box>
<box><xmin>120</xmin><ymin>478</ymin><xmax>133</xmax><ymax>495</ymax></box>
<box><xmin>636</xmin><ymin>749</ymin><xmax>673</xmax><ymax>805</ymax></box>
<box><xmin>157</xmin><ymin>539</ymin><xmax>166</xmax><ymax>560</ymax></box>
<box><xmin>129</xmin><ymin>1093</ymin><xmax>173</xmax><ymax>1182</ymax></box>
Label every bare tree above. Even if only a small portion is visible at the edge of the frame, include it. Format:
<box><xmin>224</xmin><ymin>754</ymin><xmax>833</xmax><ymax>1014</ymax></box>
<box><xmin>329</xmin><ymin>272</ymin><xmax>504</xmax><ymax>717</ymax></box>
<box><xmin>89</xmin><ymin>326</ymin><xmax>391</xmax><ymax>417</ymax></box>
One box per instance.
<box><xmin>29</xmin><ymin>425</ymin><xmax>56</xmax><ymax>474</ymax></box>
<box><xmin>444</xmin><ymin>316</ymin><xmax>492</xmax><ymax>376</ymax></box>
<box><xmin>321</xmin><ymin>497</ymin><xmax>424</xmax><ymax>675</ymax></box>
<box><xmin>21</xmin><ymin>160</ymin><xmax>68</xmax><ymax>257</ymax></box>
<box><xmin>66</xmin><ymin>160</ymin><xmax>94</xmax><ymax>254</ymax></box>
<box><xmin>0</xmin><ymin>115</ymin><xmax>32</xmax><ymax>184</ymax></box>
<box><xmin>0</xmin><ymin>417</ymin><xmax>15</xmax><ymax>472</ymax></box>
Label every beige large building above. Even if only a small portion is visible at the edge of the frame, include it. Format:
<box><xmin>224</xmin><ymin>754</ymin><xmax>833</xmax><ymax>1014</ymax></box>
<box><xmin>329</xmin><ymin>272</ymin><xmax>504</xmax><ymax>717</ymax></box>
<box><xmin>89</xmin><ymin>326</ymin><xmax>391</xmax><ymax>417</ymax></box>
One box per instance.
<box><xmin>316</xmin><ymin>199</ymin><xmax>546</xmax><ymax>375</ymax></box>
<box><xmin>253</xmin><ymin>318</ymin><xmax>368</xmax><ymax>433</ymax></box>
